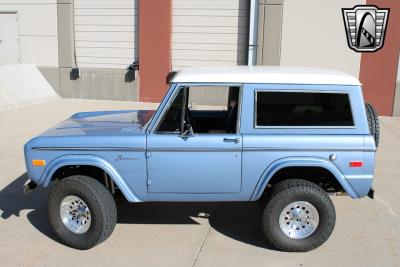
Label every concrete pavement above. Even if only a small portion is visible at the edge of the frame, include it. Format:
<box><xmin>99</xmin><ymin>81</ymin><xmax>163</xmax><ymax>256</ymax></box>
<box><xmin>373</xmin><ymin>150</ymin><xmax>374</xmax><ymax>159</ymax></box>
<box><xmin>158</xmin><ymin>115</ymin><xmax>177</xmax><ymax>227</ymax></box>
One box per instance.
<box><xmin>0</xmin><ymin>99</ymin><xmax>399</xmax><ymax>267</ymax></box>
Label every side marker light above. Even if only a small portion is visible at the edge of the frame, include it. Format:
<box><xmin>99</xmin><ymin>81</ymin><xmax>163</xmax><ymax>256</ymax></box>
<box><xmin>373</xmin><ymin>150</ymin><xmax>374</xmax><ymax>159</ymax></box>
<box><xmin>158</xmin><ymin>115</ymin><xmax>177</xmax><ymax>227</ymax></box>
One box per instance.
<box><xmin>32</xmin><ymin>159</ymin><xmax>46</xmax><ymax>167</ymax></box>
<box><xmin>349</xmin><ymin>161</ymin><xmax>363</xmax><ymax>168</ymax></box>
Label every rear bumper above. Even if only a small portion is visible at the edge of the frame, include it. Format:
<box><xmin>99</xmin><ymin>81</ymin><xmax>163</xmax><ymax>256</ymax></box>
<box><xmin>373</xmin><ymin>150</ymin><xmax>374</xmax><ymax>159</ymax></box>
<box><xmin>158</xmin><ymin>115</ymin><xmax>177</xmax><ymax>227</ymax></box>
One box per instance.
<box><xmin>368</xmin><ymin>188</ymin><xmax>375</xmax><ymax>199</ymax></box>
<box><xmin>23</xmin><ymin>179</ymin><xmax>37</xmax><ymax>195</ymax></box>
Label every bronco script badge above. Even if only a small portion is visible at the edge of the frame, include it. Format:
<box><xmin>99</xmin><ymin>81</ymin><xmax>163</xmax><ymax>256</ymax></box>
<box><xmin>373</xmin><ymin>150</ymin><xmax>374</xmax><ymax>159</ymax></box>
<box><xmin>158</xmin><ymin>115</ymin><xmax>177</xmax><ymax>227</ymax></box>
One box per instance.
<box><xmin>342</xmin><ymin>5</ymin><xmax>389</xmax><ymax>52</ymax></box>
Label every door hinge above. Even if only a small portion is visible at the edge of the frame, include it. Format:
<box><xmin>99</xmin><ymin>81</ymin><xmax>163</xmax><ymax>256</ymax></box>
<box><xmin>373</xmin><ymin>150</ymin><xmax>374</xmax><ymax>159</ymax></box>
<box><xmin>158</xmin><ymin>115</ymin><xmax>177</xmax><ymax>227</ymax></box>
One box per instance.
<box><xmin>145</xmin><ymin>151</ymin><xmax>151</xmax><ymax>158</ymax></box>
<box><xmin>146</xmin><ymin>180</ymin><xmax>151</xmax><ymax>187</ymax></box>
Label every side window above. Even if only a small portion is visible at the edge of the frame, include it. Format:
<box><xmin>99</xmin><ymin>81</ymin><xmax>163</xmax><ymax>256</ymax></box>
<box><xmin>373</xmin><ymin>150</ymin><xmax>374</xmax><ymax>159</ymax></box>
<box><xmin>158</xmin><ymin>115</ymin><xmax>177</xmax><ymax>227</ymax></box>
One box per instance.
<box><xmin>156</xmin><ymin>85</ymin><xmax>240</xmax><ymax>134</ymax></box>
<box><xmin>188</xmin><ymin>86</ymin><xmax>230</xmax><ymax>111</ymax></box>
<box><xmin>157</xmin><ymin>87</ymin><xmax>186</xmax><ymax>133</ymax></box>
<box><xmin>255</xmin><ymin>91</ymin><xmax>354</xmax><ymax>127</ymax></box>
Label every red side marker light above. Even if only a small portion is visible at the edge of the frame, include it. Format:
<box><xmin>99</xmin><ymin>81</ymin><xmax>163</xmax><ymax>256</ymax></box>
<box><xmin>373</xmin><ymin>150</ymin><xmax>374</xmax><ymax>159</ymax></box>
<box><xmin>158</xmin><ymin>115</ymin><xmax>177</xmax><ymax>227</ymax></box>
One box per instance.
<box><xmin>350</xmin><ymin>161</ymin><xmax>363</xmax><ymax>168</ymax></box>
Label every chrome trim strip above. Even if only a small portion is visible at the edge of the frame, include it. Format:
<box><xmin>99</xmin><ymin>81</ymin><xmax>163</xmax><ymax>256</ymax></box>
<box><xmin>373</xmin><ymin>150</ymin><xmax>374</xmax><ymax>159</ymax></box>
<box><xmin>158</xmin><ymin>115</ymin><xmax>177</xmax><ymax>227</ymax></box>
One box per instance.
<box><xmin>346</xmin><ymin>175</ymin><xmax>374</xmax><ymax>179</ymax></box>
<box><xmin>33</xmin><ymin>147</ymin><xmax>242</xmax><ymax>152</ymax></box>
<box><xmin>243</xmin><ymin>147</ymin><xmax>376</xmax><ymax>152</ymax></box>
<box><xmin>32</xmin><ymin>147</ymin><xmax>145</xmax><ymax>152</ymax></box>
<box><xmin>148</xmin><ymin>147</ymin><xmax>242</xmax><ymax>152</ymax></box>
<box><xmin>33</xmin><ymin>146</ymin><xmax>375</xmax><ymax>152</ymax></box>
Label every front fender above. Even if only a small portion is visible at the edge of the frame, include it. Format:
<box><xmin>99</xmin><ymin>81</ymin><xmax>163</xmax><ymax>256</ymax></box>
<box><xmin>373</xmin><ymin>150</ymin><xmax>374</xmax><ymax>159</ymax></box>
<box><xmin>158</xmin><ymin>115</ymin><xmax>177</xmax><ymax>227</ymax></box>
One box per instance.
<box><xmin>39</xmin><ymin>154</ymin><xmax>143</xmax><ymax>202</ymax></box>
<box><xmin>250</xmin><ymin>157</ymin><xmax>359</xmax><ymax>200</ymax></box>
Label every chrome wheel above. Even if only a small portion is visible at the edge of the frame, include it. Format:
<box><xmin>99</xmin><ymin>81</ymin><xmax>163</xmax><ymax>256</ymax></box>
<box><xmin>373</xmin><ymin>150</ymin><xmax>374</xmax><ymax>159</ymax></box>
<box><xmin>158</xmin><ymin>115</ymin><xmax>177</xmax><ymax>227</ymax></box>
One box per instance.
<box><xmin>279</xmin><ymin>201</ymin><xmax>319</xmax><ymax>239</ymax></box>
<box><xmin>60</xmin><ymin>195</ymin><xmax>91</xmax><ymax>234</ymax></box>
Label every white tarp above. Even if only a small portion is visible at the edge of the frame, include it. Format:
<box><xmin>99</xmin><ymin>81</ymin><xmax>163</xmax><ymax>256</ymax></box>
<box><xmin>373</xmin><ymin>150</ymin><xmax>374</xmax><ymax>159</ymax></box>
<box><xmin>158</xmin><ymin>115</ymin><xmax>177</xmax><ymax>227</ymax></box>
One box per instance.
<box><xmin>0</xmin><ymin>64</ymin><xmax>59</xmax><ymax>111</ymax></box>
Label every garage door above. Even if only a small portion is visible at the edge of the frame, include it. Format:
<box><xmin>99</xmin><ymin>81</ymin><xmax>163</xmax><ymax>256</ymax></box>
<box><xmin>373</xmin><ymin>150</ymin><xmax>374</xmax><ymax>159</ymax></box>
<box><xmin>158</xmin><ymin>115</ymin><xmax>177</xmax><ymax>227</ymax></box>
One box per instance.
<box><xmin>172</xmin><ymin>0</ymin><xmax>249</xmax><ymax>69</ymax></box>
<box><xmin>74</xmin><ymin>0</ymin><xmax>138</xmax><ymax>69</ymax></box>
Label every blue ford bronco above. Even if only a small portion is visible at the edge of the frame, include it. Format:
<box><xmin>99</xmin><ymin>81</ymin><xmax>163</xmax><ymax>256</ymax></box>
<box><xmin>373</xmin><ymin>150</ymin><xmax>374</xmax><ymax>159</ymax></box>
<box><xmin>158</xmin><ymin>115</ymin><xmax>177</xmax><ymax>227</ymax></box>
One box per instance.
<box><xmin>24</xmin><ymin>67</ymin><xmax>379</xmax><ymax>251</ymax></box>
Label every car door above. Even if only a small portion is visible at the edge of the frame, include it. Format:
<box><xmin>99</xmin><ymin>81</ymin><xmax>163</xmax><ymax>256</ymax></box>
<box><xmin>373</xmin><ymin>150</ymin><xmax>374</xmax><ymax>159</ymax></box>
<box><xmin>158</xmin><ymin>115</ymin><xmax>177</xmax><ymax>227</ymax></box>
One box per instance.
<box><xmin>147</xmin><ymin>133</ymin><xmax>242</xmax><ymax>193</ymax></box>
<box><xmin>146</xmin><ymin>84</ymin><xmax>242</xmax><ymax>194</ymax></box>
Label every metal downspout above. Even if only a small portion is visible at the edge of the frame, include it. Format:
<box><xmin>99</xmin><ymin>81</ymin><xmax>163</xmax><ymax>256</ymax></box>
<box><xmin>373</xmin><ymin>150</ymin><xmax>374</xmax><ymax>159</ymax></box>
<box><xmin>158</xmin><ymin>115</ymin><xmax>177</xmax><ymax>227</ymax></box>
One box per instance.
<box><xmin>248</xmin><ymin>0</ymin><xmax>259</xmax><ymax>65</ymax></box>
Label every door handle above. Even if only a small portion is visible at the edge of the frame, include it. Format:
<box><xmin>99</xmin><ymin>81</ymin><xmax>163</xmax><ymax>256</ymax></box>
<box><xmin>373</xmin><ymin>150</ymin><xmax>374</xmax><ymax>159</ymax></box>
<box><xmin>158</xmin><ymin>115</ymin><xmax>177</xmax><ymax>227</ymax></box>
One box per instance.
<box><xmin>223</xmin><ymin>138</ymin><xmax>240</xmax><ymax>144</ymax></box>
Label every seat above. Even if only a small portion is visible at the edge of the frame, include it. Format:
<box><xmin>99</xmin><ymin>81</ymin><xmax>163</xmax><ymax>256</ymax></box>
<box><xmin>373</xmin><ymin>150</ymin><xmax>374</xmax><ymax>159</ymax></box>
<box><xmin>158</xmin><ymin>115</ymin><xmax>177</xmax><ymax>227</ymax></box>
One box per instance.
<box><xmin>208</xmin><ymin>100</ymin><xmax>238</xmax><ymax>133</ymax></box>
<box><xmin>224</xmin><ymin>100</ymin><xmax>238</xmax><ymax>133</ymax></box>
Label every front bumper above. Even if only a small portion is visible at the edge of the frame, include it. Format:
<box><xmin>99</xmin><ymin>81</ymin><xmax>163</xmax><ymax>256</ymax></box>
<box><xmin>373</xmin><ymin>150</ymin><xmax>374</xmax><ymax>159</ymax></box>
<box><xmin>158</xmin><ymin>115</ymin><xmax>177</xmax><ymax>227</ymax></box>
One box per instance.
<box><xmin>23</xmin><ymin>179</ymin><xmax>37</xmax><ymax>195</ymax></box>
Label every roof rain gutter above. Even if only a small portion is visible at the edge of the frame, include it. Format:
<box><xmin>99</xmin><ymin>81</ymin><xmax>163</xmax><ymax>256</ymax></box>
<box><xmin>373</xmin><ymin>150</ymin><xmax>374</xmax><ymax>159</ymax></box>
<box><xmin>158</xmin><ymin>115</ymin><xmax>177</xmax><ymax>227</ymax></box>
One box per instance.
<box><xmin>248</xmin><ymin>0</ymin><xmax>259</xmax><ymax>66</ymax></box>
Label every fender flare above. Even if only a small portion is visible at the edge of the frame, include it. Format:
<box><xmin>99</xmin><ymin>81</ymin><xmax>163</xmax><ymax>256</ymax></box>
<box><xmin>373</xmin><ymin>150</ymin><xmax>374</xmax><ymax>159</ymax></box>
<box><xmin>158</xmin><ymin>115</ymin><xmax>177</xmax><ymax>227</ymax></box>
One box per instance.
<box><xmin>39</xmin><ymin>154</ymin><xmax>143</xmax><ymax>202</ymax></box>
<box><xmin>250</xmin><ymin>157</ymin><xmax>358</xmax><ymax>200</ymax></box>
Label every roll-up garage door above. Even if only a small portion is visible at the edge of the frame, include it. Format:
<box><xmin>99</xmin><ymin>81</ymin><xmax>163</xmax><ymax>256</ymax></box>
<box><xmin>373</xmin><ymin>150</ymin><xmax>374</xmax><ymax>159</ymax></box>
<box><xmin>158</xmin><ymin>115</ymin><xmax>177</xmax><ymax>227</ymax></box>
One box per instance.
<box><xmin>172</xmin><ymin>0</ymin><xmax>249</xmax><ymax>70</ymax></box>
<box><xmin>74</xmin><ymin>0</ymin><xmax>138</xmax><ymax>69</ymax></box>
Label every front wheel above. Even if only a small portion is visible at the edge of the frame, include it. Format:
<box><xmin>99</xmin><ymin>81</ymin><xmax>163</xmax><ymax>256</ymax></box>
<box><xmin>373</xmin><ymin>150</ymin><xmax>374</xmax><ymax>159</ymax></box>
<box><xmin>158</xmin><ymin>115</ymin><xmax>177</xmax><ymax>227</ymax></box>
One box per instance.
<box><xmin>262</xmin><ymin>179</ymin><xmax>336</xmax><ymax>252</ymax></box>
<box><xmin>48</xmin><ymin>175</ymin><xmax>117</xmax><ymax>250</ymax></box>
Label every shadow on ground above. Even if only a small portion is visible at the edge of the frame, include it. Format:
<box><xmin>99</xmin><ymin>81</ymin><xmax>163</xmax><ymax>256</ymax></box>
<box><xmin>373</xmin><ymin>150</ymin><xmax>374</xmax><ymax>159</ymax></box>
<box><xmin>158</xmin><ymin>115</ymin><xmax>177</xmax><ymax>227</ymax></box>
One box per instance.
<box><xmin>0</xmin><ymin>173</ymin><xmax>55</xmax><ymax>240</ymax></box>
<box><xmin>0</xmin><ymin>174</ymin><xmax>273</xmax><ymax>250</ymax></box>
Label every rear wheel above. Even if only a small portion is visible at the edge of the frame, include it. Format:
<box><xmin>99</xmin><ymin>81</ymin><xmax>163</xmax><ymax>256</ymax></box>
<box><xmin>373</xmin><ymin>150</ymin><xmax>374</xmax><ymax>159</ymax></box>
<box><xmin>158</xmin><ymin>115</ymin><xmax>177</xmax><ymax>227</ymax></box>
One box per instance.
<box><xmin>48</xmin><ymin>175</ymin><xmax>117</xmax><ymax>250</ymax></box>
<box><xmin>262</xmin><ymin>179</ymin><xmax>335</xmax><ymax>252</ymax></box>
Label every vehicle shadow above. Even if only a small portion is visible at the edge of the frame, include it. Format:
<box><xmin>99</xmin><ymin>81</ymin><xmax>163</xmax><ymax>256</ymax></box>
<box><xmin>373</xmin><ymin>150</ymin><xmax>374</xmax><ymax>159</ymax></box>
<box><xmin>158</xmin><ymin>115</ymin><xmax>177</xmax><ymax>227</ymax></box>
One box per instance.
<box><xmin>0</xmin><ymin>173</ymin><xmax>55</xmax><ymax>241</ymax></box>
<box><xmin>118</xmin><ymin>201</ymin><xmax>274</xmax><ymax>249</ymax></box>
<box><xmin>0</xmin><ymin>174</ymin><xmax>274</xmax><ymax>250</ymax></box>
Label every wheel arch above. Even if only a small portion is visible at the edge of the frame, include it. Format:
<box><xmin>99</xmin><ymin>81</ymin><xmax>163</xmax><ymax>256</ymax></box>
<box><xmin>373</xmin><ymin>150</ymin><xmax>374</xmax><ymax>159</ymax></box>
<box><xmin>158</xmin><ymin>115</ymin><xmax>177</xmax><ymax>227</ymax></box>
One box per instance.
<box><xmin>40</xmin><ymin>154</ymin><xmax>143</xmax><ymax>202</ymax></box>
<box><xmin>250</xmin><ymin>157</ymin><xmax>359</xmax><ymax>200</ymax></box>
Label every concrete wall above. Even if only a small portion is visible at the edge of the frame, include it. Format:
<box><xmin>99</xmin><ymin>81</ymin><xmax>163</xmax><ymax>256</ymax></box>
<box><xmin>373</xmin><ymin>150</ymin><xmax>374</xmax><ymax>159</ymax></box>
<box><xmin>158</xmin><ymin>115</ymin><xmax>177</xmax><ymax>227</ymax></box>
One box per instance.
<box><xmin>59</xmin><ymin>68</ymin><xmax>139</xmax><ymax>101</ymax></box>
<box><xmin>257</xmin><ymin>0</ymin><xmax>283</xmax><ymax>66</ymax></box>
<box><xmin>279</xmin><ymin>0</ymin><xmax>365</xmax><ymax>77</ymax></box>
<box><xmin>0</xmin><ymin>64</ymin><xmax>58</xmax><ymax>111</ymax></box>
<box><xmin>0</xmin><ymin>0</ymin><xmax>59</xmax><ymax>67</ymax></box>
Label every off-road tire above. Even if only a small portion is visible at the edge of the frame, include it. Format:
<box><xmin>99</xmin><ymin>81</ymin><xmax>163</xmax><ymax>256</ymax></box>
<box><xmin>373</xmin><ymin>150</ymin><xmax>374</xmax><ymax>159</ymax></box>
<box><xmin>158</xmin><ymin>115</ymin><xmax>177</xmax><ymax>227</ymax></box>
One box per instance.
<box><xmin>48</xmin><ymin>175</ymin><xmax>117</xmax><ymax>250</ymax></box>
<box><xmin>262</xmin><ymin>179</ymin><xmax>335</xmax><ymax>252</ymax></box>
<box><xmin>365</xmin><ymin>102</ymin><xmax>380</xmax><ymax>147</ymax></box>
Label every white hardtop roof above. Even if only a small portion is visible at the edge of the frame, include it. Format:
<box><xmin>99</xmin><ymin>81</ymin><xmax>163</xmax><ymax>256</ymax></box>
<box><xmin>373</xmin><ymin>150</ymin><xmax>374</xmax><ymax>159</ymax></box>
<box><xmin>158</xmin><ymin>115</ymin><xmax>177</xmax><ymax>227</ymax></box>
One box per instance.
<box><xmin>171</xmin><ymin>66</ymin><xmax>361</xmax><ymax>86</ymax></box>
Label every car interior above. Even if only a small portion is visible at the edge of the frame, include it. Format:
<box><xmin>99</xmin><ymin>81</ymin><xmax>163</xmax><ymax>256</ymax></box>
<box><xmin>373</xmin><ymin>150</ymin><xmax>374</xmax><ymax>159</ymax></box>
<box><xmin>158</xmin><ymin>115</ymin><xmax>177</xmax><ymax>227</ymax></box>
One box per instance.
<box><xmin>157</xmin><ymin>86</ymin><xmax>240</xmax><ymax>134</ymax></box>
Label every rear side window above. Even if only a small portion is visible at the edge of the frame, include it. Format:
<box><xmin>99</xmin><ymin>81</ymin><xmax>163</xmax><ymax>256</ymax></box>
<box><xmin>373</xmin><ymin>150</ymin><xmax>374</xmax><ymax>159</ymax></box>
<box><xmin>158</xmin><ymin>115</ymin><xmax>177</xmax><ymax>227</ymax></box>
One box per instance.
<box><xmin>255</xmin><ymin>91</ymin><xmax>354</xmax><ymax>127</ymax></box>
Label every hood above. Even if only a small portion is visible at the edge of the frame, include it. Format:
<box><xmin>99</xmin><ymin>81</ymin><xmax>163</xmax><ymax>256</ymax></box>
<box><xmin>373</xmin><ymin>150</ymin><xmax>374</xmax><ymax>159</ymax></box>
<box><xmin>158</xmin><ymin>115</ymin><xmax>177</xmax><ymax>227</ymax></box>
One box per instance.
<box><xmin>41</xmin><ymin>110</ymin><xmax>156</xmax><ymax>137</ymax></box>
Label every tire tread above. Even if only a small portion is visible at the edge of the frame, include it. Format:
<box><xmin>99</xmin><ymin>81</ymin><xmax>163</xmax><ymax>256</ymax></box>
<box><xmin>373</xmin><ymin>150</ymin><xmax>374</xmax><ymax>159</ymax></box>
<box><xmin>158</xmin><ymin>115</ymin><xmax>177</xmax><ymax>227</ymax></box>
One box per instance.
<box><xmin>262</xmin><ymin>179</ymin><xmax>335</xmax><ymax>252</ymax></box>
<box><xmin>365</xmin><ymin>102</ymin><xmax>380</xmax><ymax>146</ymax></box>
<box><xmin>48</xmin><ymin>175</ymin><xmax>117</xmax><ymax>250</ymax></box>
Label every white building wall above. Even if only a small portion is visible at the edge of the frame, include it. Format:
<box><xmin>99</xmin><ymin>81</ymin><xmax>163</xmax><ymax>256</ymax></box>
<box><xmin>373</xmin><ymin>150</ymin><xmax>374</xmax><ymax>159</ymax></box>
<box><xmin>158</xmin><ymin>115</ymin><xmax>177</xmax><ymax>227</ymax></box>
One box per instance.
<box><xmin>280</xmin><ymin>0</ymin><xmax>365</xmax><ymax>78</ymax></box>
<box><xmin>172</xmin><ymin>0</ymin><xmax>249</xmax><ymax>70</ymax></box>
<box><xmin>0</xmin><ymin>0</ymin><xmax>58</xmax><ymax>67</ymax></box>
<box><xmin>73</xmin><ymin>0</ymin><xmax>139</xmax><ymax>69</ymax></box>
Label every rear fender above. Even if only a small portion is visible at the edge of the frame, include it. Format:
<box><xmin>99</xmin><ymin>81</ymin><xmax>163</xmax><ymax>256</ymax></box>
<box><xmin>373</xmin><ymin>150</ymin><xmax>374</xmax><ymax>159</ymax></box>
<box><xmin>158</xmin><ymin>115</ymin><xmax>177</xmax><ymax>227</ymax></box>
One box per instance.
<box><xmin>250</xmin><ymin>157</ymin><xmax>359</xmax><ymax>200</ymax></box>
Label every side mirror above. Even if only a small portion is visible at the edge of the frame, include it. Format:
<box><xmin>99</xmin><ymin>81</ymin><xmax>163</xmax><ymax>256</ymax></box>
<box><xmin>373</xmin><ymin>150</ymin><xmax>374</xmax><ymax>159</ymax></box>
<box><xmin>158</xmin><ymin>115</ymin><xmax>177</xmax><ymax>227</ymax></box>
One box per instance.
<box><xmin>180</xmin><ymin>123</ymin><xmax>195</xmax><ymax>139</ymax></box>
